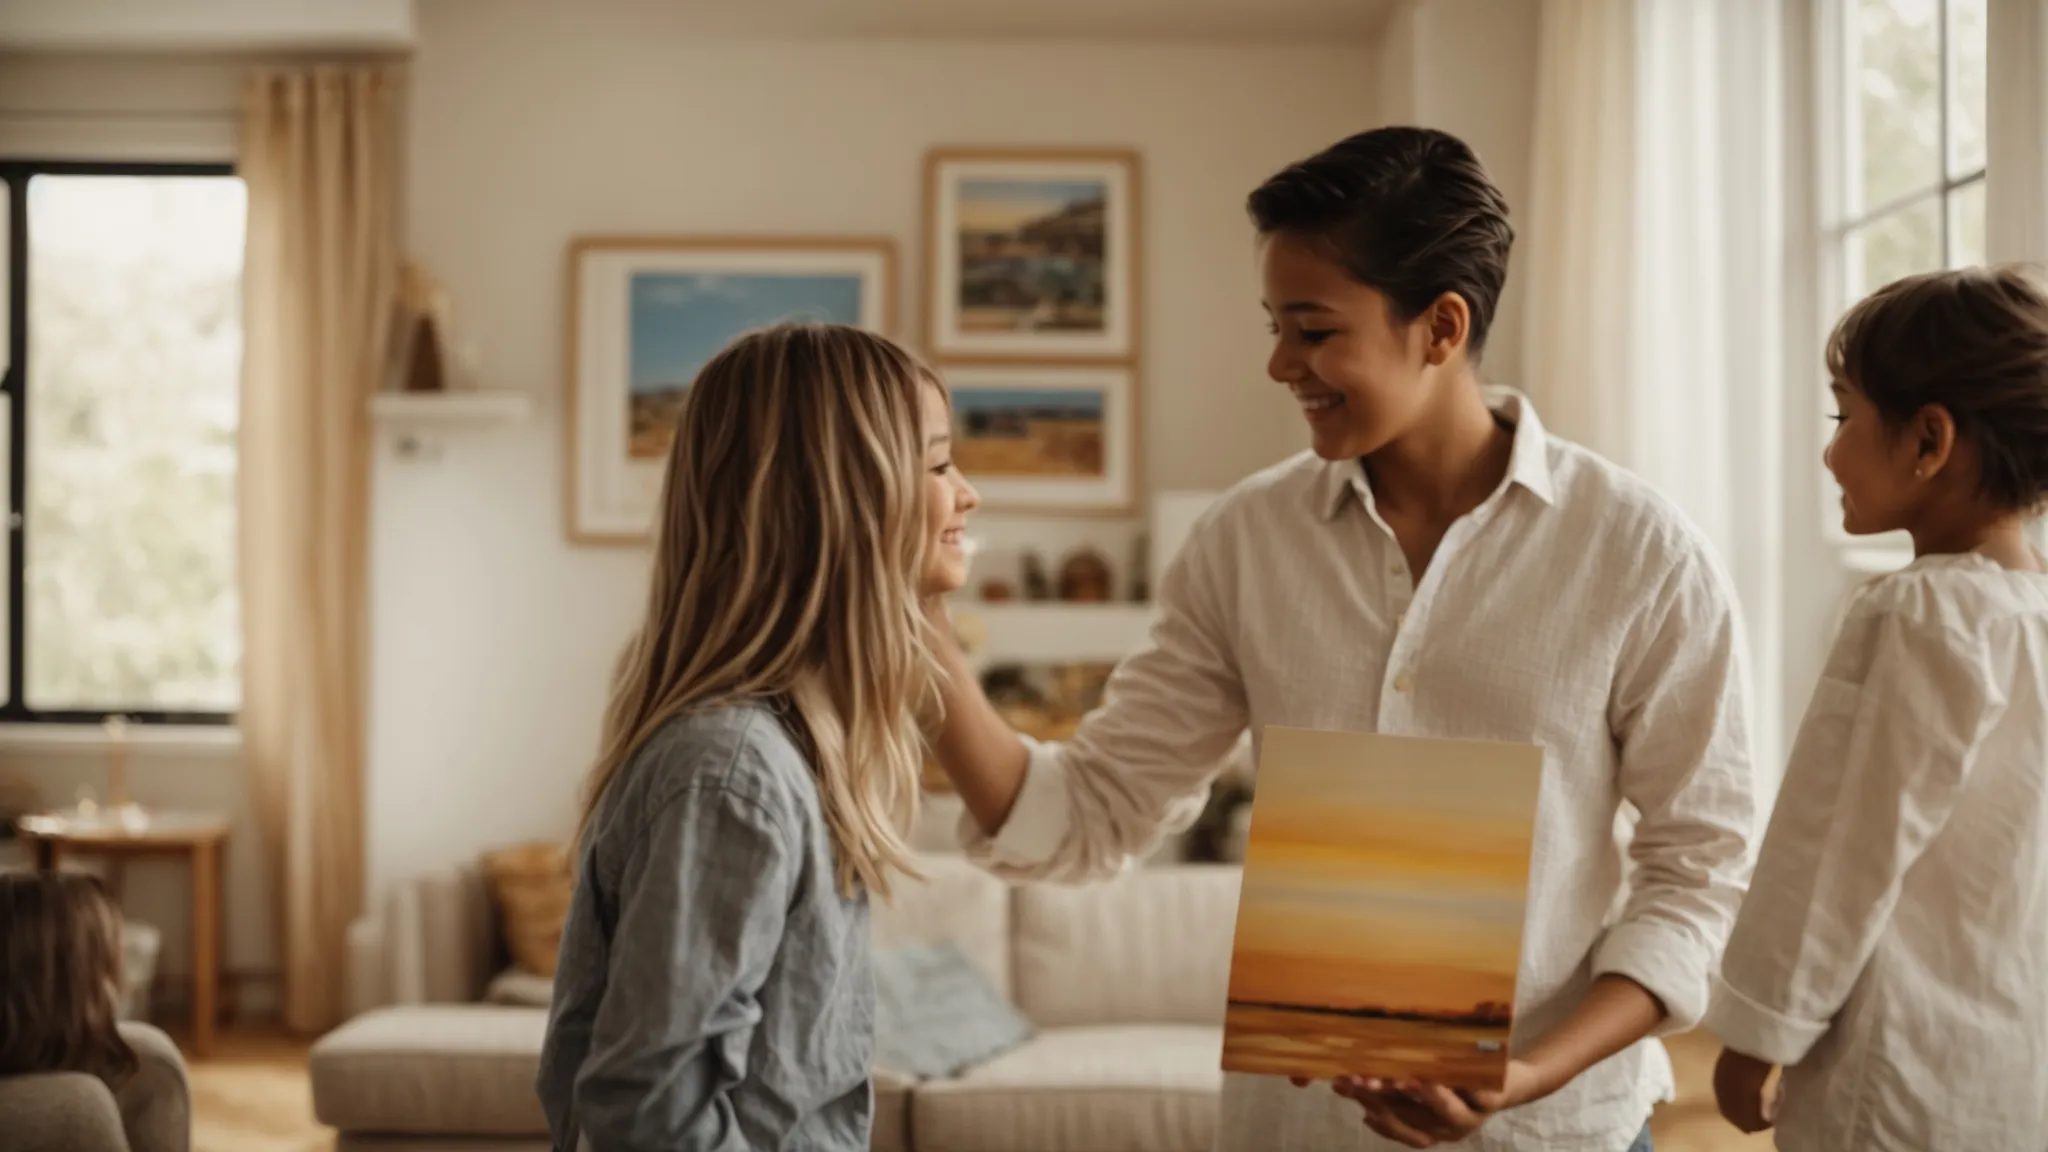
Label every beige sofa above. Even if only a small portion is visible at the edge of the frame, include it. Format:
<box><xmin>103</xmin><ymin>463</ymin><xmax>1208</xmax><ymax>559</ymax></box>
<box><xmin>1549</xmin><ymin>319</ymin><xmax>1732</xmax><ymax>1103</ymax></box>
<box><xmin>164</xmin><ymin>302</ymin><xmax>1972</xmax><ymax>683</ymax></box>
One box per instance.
<box><xmin>312</xmin><ymin>853</ymin><xmax>1244</xmax><ymax>1152</ymax></box>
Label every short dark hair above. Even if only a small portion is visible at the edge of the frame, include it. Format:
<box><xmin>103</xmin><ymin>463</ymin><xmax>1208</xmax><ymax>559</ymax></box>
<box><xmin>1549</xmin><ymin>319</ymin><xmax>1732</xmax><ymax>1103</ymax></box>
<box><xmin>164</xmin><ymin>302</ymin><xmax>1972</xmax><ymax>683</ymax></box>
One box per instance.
<box><xmin>1246</xmin><ymin>126</ymin><xmax>1515</xmax><ymax>355</ymax></box>
<box><xmin>1826</xmin><ymin>264</ymin><xmax>2048</xmax><ymax>511</ymax></box>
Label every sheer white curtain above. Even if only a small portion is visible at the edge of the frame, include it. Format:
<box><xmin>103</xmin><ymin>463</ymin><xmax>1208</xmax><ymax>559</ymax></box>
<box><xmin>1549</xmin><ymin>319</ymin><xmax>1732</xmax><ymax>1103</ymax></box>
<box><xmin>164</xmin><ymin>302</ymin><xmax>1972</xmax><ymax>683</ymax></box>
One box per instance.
<box><xmin>1985</xmin><ymin>0</ymin><xmax>2048</xmax><ymax>554</ymax></box>
<box><xmin>1522</xmin><ymin>0</ymin><xmax>1788</xmax><ymax>774</ymax></box>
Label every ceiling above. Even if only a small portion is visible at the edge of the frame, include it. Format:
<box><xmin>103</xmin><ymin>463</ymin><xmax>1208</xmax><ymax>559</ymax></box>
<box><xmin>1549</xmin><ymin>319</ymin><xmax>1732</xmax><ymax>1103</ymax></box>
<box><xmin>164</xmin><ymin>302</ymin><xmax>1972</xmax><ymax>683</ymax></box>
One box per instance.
<box><xmin>487</xmin><ymin>0</ymin><xmax>1406</xmax><ymax>42</ymax></box>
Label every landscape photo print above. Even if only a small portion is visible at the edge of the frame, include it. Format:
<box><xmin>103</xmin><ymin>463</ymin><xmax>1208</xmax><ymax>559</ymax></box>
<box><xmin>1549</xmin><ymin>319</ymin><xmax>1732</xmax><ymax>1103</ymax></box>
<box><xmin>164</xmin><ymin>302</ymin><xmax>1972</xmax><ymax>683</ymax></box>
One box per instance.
<box><xmin>942</xmin><ymin>364</ymin><xmax>1134</xmax><ymax>511</ymax></box>
<box><xmin>565</xmin><ymin>236</ymin><xmax>895</xmax><ymax>543</ymax></box>
<box><xmin>924</xmin><ymin>148</ymin><xmax>1138</xmax><ymax>362</ymax></box>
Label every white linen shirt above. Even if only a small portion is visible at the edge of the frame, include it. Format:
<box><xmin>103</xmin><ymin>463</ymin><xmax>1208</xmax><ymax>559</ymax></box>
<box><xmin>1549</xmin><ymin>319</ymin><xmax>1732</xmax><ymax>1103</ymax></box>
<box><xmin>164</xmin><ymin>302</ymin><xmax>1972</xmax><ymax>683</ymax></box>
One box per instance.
<box><xmin>958</xmin><ymin>389</ymin><xmax>1760</xmax><ymax>1152</ymax></box>
<box><xmin>1705</xmin><ymin>554</ymin><xmax>2048</xmax><ymax>1152</ymax></box>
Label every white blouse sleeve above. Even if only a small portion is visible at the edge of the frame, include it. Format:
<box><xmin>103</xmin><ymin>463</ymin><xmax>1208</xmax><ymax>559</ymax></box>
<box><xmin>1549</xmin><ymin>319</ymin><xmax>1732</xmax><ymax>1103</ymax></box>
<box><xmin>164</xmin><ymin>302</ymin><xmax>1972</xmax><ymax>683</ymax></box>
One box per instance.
<box><xmin>957</xmin><ymin>513</ymin><xmax>1251</xmax><ymax>882</ymax></box>
<box><xmin>1705</xmin><ymin>602</ymin><xmax>2007</xmax><ymax>1066</ymax></box>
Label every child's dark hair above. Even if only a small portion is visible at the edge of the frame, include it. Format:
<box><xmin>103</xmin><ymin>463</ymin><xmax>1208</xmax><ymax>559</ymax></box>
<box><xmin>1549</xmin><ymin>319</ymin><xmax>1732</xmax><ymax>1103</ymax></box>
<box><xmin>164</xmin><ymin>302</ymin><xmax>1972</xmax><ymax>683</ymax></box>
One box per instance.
<box><xmin>1246</xmin><ymin>126</ymin><xmax>1515</xmax><ymax>356</ymax></box>
<box><xmin>1826</xmin><ymin>264</ymin><xmax>2048</xmax><ymax>511</ymax></box>
<box><xmin>0</xmin><ymin>871</ymin><xmax>138</xmax><ymax>1086</ymax></box>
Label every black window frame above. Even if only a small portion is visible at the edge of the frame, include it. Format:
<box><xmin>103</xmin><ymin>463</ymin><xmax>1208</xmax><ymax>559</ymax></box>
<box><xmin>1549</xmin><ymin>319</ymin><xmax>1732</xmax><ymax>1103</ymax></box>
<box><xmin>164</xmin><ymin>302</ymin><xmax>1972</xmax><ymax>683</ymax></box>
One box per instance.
<box><xmin>0</xmin><ymin>158</ymin><xmax>240</xmax><ymax>726</ymax></box>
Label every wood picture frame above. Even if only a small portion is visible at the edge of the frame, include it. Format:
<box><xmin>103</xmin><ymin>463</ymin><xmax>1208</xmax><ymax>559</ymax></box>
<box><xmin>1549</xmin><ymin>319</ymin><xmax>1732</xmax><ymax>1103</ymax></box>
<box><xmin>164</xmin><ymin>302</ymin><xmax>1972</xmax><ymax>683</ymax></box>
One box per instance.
<box><xmin>941</xmin><ymin>362</ymin><xmax>1139</xmax><ymax>513</ymax></box>
<box><xmin>563</xmin><ymin>234</ymin><xmax>898</xmax><ymax>545</ymax></box>
<box><xmin>922</xmin><ymin>147</ymin><xmax>1142</xmax><ymax>364</ymax></box>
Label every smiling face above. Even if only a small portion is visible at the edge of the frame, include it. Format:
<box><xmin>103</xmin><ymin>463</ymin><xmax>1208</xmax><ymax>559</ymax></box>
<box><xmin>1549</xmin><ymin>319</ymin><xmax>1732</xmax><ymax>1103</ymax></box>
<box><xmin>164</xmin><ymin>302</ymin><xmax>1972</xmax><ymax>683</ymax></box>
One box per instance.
<box><xmin>1259</xmin><ymin>232</ymin><xmax>1462</xmax><ymax>461</ymax></box>
<box><xmin>920</xmin><ymin>380</ymin><xmax>979</xmax><ymax>596</ymax></box>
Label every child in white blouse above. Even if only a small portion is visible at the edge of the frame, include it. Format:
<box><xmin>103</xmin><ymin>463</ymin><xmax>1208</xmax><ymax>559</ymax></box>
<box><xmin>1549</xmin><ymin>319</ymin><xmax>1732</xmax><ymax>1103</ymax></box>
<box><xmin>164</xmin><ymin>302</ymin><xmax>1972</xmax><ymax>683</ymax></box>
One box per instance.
<box><xmin>1708</xmin><ymin>264</ymin><xmax>2048</xmax><ymax>1152</ymax></box>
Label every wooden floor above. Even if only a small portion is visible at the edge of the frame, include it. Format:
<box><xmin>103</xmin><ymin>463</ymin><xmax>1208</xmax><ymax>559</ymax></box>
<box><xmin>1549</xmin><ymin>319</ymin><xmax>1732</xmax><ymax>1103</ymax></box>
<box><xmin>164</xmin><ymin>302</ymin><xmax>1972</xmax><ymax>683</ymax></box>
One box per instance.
<box><xmin>175</xmin><ymin>1025</ymin><xmax>1773</xmax><ymax>1152</ymax></box>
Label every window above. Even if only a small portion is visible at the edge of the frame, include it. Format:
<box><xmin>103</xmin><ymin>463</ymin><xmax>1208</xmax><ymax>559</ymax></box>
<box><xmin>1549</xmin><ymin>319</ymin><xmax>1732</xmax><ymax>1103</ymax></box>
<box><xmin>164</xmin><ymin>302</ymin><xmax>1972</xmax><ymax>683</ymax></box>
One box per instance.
<box><xmin>0</xmin><ymin>162</ymin><xmax>245</xmax><ymax>724</ymax></box>
<box><xmin>1816</xmin><ymin>0</ymin><xmax>1987</xmax><ymax>549</ymax></box>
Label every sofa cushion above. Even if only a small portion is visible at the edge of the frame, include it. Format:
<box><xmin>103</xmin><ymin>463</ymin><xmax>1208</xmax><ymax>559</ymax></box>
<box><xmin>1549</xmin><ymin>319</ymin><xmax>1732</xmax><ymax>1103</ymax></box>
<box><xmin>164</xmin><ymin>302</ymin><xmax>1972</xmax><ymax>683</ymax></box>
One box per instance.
<box><xmin>311</xmin><ymin>1005</ymin><xmax>548</xmax><ymax>1136</ymax></box>
<box><xmin>1012</xmin><ymin>865</ymin><xmax>1240</xmax><ymax>1028</ymax></box>
<box><xmin>873</xmin><ymin>940</ymin><xmax>1032</xmax><ymax>1078</ymax></box>
<box><xmin>480</xmin><ymin>842</ymin><xmax>572</xmax><ymax>978</ymax></box>
<box><xmin>910</xmin><ymin>1024</ymin><xmax>1224</xmax><ymax>1152</ymax></box>
<box><xmin>870</xmin><ymin>853</ymin><xmax>1011</xmax><ymax>999</ymax></box>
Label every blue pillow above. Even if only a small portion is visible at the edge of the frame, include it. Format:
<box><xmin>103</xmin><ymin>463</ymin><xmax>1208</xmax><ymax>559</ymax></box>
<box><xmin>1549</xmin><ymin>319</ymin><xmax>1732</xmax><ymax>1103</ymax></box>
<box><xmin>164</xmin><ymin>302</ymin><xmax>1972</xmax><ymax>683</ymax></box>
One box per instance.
<box><xmin>872</xmin><ymin>941</ymin><xmax>1033</xmax><ymax>1079</ymax></box>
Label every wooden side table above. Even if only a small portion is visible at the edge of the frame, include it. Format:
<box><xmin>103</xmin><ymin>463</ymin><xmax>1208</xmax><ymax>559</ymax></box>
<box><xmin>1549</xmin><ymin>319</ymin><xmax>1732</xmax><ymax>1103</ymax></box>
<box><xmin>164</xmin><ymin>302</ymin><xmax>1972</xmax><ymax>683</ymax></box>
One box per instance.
<box><xmin>16</xmin><ymin>811</ymin><xmax>231</xmax><ymax>1057</ymax></box>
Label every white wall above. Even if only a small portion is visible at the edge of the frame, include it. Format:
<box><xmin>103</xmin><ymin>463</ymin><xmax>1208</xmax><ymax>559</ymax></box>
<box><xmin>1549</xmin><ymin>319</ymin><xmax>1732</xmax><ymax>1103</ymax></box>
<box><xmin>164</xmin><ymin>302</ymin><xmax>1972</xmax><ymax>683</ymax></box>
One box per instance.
<box><xmin>1374</xmin><ymin>0</ymin><xmax>1543</xmax><ymax>387</ymax></box>
<box><xmin>366</xmin><ymin>0</ymin><xmax>1378</xmax><ymax>895</ymax></box>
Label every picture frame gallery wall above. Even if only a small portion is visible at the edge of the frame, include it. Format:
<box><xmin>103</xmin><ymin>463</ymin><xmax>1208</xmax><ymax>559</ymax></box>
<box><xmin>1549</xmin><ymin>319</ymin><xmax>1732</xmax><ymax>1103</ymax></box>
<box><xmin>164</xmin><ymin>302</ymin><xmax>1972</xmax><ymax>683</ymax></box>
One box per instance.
<box><xmin>923</xmin><ymin>147</ymin><xmax>1143</xmax><ymax>517</ymax></box>
<box><xmin>562</xmin><ymin>146</ymin><xmax>1142</xmax><ymax>544</ymax></box>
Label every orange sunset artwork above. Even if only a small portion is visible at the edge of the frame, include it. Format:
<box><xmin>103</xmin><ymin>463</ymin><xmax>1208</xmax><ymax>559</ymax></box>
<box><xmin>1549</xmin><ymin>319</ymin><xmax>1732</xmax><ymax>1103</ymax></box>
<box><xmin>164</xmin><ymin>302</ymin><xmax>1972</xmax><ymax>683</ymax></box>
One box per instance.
<box><xmin>1222</xmin><ymin>726</ymin><xmax>1545</xmax><ymax>1092</ymax></box>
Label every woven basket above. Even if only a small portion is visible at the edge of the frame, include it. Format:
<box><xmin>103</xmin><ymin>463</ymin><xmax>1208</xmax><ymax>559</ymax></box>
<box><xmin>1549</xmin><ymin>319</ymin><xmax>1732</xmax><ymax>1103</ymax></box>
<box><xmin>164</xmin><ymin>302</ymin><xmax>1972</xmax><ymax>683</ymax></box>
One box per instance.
<box><xmin>481</xmin><ymin>841</ymin><xmax>573</xmax><ymax>978</ymax></box>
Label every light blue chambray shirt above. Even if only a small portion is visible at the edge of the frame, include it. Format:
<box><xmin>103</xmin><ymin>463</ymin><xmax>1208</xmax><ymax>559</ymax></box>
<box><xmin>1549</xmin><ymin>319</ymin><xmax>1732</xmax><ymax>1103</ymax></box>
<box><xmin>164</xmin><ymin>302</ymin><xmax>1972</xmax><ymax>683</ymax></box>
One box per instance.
<box><xmin>537</xmin><ymin>703</ymin><xmax>874</xmax><ymax>1152</ymax></box>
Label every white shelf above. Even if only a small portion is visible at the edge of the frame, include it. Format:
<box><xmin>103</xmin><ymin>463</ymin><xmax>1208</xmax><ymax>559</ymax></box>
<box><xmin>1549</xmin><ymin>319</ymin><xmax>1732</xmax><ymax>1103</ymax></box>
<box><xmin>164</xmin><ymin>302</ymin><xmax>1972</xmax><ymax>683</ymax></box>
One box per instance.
<box><xmin>371</xmin><ymin>389</ymin><xmax>531</xmax><ymax>423</ymax></box>
<box><xmin>951</xmin><ymin>601</ymin><xmax>1158</xmax><ymax>666</ymax></box>
<box><xmin>372</xmin><ymin>390</ymin><xmax>531</xmax><ymax>458</ymax></box>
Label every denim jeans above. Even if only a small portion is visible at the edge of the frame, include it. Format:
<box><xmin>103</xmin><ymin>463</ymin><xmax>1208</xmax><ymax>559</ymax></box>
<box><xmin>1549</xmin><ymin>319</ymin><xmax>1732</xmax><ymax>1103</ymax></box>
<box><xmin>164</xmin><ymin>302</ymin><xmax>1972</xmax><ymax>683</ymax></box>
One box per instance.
<box><xmin>1627</xmin><ymin>1123</ymin><xmax>1655</xmax><ymax>1152</ymax></box>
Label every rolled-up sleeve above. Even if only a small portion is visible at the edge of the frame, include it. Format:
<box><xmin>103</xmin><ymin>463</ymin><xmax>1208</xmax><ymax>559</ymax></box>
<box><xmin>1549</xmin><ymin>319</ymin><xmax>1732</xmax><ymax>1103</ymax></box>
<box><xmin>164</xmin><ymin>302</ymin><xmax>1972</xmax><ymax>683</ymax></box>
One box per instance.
<box><xmin>1706</xmin><ymin>607</ymin><xmax>2002</xmax><ymax>1065</ymax></box>
<box><xmin>573</xmin><ymin>784</ymin><xmax>795</xmax><ymax>1152</ymax></box>
<box><xmin>959</xmin><ymin>514</ymin><xmax>1250</xmax><ymax>882</ymax></box>
<box><xmin>1596</xmin><ymin>549</ymin><xmax>1761</xmax><ymax>1034</ymax></box>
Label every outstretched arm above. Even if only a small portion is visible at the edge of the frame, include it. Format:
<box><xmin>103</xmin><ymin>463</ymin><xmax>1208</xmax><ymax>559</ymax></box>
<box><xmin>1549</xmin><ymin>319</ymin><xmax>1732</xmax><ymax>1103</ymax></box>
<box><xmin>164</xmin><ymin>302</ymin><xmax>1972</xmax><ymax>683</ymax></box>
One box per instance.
<box><xmin>927</xmin><ymin>514</ymin><xmax>1251</xmax><ymax>882</ymax></box>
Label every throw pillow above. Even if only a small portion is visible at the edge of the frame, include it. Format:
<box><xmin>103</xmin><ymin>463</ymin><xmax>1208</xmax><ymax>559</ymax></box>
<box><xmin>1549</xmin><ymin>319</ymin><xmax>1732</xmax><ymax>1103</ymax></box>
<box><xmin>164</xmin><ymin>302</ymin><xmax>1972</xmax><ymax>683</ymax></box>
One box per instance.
<box><xmin>872</xmin><ymin>940</ymin><xmax>1033</xmax><ymax>1079</ymax></box>
<box><xmin>480</xmin><ymin>841</ymin><xmax>573</xmax><ymax>978</ymax></box>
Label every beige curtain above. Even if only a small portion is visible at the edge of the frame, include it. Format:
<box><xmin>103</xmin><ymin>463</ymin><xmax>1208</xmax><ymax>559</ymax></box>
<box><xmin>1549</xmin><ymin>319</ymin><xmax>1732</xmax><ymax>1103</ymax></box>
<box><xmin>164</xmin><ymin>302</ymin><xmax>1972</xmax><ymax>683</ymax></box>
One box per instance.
<box><xmin>238</xmin><ymin>65</ymin><xmax>400</xmax><ymax>1034</ymax></box>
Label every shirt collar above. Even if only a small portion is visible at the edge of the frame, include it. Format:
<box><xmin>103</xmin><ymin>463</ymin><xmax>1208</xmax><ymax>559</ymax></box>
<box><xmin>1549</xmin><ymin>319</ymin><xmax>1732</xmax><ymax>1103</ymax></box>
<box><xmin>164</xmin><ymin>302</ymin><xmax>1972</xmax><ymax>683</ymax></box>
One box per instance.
<box><xmin>1313</xmin><ymin>385</ymin><xmax>1558</xmax><ymax>520</ymax></box>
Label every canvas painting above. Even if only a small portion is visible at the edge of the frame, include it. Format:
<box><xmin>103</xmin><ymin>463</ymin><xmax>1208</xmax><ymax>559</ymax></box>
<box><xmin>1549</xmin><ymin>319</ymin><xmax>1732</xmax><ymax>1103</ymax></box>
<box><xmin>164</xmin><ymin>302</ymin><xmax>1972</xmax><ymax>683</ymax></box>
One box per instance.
<box><xmin>925</xmin><ymin>149</ymin><xmax>1139</xmax><ymax>362</ymax></box>
<box><xmin>1222</xmin><ymin>726</ymin><xmax>1545</xmax><ymax>1092</ymax></box>
<box><xmin>567</xmin><ymin>237</ymin><xmax>895</xmax><ymax>544</ymax></box>
<box><xmin>943</xmin><ymin>365</ymin><xmax>1134</xmax><ymax>512</ymax></box>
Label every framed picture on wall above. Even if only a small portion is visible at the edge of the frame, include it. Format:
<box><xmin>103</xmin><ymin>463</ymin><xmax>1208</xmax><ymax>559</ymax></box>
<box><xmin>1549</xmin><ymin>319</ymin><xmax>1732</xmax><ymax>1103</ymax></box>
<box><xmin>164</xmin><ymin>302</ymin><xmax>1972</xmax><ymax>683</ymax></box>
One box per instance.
<box><xmin>565</xmin><ymin>235</ymin><xmax>897</xmax><ymax>544</ymax></box>
<box><xmin>943</xmin><ymin>363</ymin><xmax>1137</xmax><ymax>513</ymax></box>
<box><xmin>923</xmin><ymin>148</ymin><xmax>1141</xmax><ymax>363</ymax></box>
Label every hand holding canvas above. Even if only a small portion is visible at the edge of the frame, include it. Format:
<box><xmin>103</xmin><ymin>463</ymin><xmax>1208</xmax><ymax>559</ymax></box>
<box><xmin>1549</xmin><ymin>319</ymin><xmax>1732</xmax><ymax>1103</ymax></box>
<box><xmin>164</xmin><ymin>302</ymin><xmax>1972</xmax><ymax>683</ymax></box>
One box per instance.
<box><xmin>1293</xmin><ymin>975</ymin><xmax>1667</xmax><ymax>1147</ymax></box>
<box><xmin>1331</xmin><ymin>1060</ymin><xmax>1547</xmax><ymax>1147</ymax></box>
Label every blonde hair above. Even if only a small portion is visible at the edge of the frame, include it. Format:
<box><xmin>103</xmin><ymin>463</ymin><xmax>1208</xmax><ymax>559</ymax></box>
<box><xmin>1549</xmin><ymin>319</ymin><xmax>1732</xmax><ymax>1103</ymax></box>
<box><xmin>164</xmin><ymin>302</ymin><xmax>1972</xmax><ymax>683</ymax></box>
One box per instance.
<box><xmin>574</xmin><ymin>322</ymin><xmax>946</xmax><ymax>899</ymax></box>
<box><xmin>0</xmin><ymin>872</ymin><xmax>137</xmax><ymax>1086</ymax></box>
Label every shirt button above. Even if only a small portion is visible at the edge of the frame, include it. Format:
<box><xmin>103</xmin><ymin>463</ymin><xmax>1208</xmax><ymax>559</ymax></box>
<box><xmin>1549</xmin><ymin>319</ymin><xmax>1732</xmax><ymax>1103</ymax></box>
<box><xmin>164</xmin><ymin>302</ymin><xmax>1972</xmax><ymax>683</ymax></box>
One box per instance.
<box><xmin>1393</xmin><ymin>672</ymin><xmax>1414</xmax><ymax>693</ymax></box>
<box><xmin>1389</xmin><ymin>561</ymin><xmax>1405</xmax><ymax>576</ymax></box>
<box><xmin>1396</xmin><ymin>611</ymin><xmax>1407</xmax><ymax>628</ymax></box>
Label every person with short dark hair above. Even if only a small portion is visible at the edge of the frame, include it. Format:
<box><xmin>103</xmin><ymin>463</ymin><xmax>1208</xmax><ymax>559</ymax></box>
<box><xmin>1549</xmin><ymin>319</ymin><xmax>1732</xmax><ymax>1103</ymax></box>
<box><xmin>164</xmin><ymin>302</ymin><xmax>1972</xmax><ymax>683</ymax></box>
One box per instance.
<box><xmin>924</xmin><ymin>125</ymin><xmax>1761</xmax><ymax>1151</ymax></box>
<box><xmin>1708</xmin><ymin>264</ymin><xmax>2048</xmax><ymax>1152</ymax></box>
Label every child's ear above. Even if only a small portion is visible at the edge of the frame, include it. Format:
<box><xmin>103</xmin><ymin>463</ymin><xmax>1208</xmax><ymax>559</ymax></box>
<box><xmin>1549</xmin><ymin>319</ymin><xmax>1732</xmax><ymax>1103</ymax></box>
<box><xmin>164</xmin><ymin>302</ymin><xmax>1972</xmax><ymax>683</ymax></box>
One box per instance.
<box><xmin>1914</xmin><ymin>404</ymin><xmax>1957</xmax><ymax>474</ymax></box>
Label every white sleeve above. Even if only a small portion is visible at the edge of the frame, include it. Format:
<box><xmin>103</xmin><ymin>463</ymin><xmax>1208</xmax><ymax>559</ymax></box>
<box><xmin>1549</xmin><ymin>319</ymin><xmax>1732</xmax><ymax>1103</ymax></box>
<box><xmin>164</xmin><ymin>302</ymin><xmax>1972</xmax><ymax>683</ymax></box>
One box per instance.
<box><xmin>1705</xmin><ymin>605</ymin><xmax>2005</xmax><ymax>1065</ymax></box>
<box><xmin>958</xmin><ymin>517</ymin><xmax>1249</xmax><ymax>882</ymax></box>
<box><xmin>1596</xmin><ymin>548</ymin><xmax>1762</xmax><ymax>1033</ymax></box>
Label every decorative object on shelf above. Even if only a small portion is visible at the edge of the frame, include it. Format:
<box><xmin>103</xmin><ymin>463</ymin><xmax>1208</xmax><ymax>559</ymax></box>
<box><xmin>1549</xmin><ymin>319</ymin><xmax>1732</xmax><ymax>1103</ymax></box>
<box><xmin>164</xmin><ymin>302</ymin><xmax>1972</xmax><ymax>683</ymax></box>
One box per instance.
<box><xmin>978</xmin><ymin>578</ymin><xmax>1015</xmax><ymax>602</ymax></box>
<box><xmin>1020</xmin><ymin>550</ymin><xmax>1052</xmax><ymax>600</ymax></box>
<box><xmin>1057</xmin><ymin>546</ymin><xmax>1114</xmax><ymax>602</ymax></box>
<box><xmin>942</xmin><ymin>364</ymin><xmax>1137</xmax><ymax>512</ymax></box>
<box><xmin>923</xmin><ymin>147</ymin><xmax>1141</xmax><ymax>363</ymax></box>
<box><xmin>565</xmin><ymin>235</ymin><xmax>898</xmax><ymax>544</ymax></box>
<box><xmin>384</xmin><ymin>259</ymin><xmax>465</xmax><ymax>394</ymax></box>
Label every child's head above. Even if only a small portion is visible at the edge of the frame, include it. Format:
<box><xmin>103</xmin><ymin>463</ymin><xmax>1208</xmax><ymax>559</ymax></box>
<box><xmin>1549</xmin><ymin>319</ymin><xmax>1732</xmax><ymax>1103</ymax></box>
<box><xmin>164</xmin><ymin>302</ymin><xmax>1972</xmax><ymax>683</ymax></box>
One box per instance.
<box><xmin>0</xmin><ymin>871</ymin><xmax>137</xmax><ymax>1085</ymax></box>
<box><xmin>1247</xmin><ymin>126</ymin><xmax>1515</xmax><ymax>461</ymax></box>
<box><xmin>1823</xmin><ymin>264</ymin><xmax>2048</xmax><ymax>538</ymax></box>
<box><xmin>581</xmin><ymin>322</ymin><xmax>974</xmax><ymax>897</ymax></box>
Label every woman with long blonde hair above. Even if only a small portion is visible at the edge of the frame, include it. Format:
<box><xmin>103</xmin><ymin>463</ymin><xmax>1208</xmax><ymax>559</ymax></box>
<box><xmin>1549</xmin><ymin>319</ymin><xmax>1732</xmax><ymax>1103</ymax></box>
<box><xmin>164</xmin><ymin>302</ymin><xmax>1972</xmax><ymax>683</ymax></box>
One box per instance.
<box><xmin>537</xmin><ymin>322</ymin><xmax>978</xmax><ymax>1152</ymax></box>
